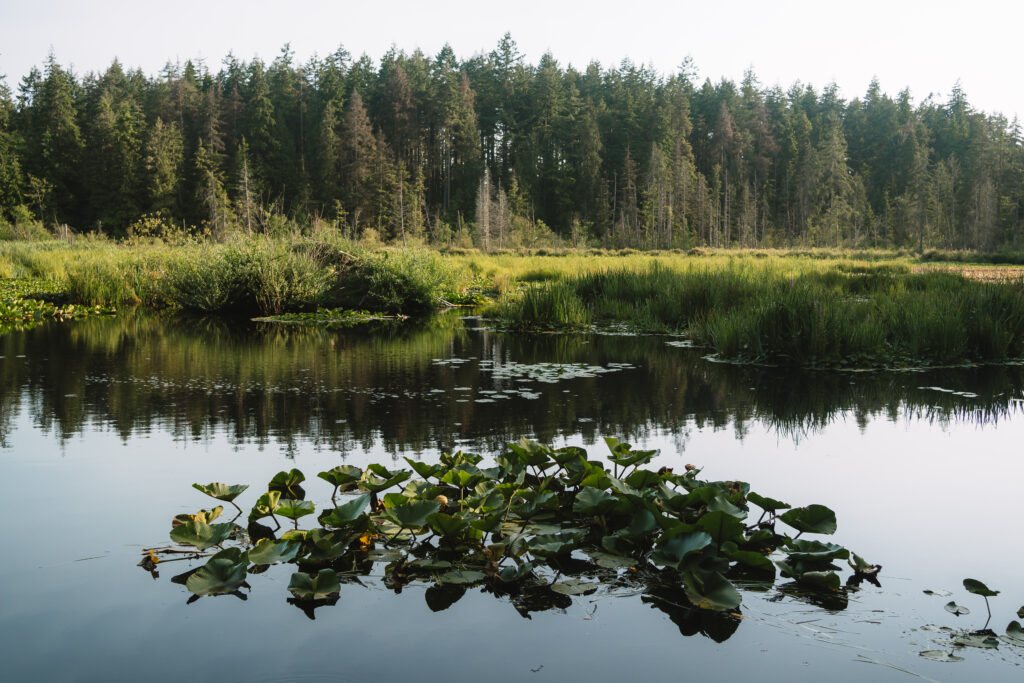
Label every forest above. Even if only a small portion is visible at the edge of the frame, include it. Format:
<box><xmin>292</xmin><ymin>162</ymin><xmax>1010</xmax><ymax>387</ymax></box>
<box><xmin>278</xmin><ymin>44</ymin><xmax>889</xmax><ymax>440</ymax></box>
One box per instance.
<box><xmin>1</xmin><ymin>34</ymin><xmax>1022</xmax><ymax>251</ymax></box>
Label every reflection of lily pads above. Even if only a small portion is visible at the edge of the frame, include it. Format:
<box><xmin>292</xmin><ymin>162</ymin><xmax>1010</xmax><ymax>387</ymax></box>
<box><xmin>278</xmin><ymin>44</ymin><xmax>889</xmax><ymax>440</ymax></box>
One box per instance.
<box><xmin>288</xmin><ymin>569</ymin><xmax>341</xmax><ymax>600</ymax></box>
<box><xmin>186</xmin><ymin>548</ymin><xmax>248</xmax><ymax>596</ymax></box>
<box><xmin>919</xmin><ymin>650</ymin><xmax>964</xmax><ymax>662</ymax></box>
<box><xmin>169</xmin><ymin>521</ymin><xmax>236</xmax><ymax>550</ymax></box>
<box><xmin>550</xmin><ymin>579</ymin><xmax>598</xmax><ymax>596</ymax></box>
<box><xmin>923</xmin><ymin>589</ymin><xmax>953</xmax><ymax>597</ymax></box>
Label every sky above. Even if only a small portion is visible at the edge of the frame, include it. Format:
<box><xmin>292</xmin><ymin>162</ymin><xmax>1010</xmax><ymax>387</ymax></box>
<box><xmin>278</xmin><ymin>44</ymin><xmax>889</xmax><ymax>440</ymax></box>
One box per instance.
<box><xmin>2</xmin><ymin>0</ymin><xmax>1021</xmax><ymax>120</ymax></box>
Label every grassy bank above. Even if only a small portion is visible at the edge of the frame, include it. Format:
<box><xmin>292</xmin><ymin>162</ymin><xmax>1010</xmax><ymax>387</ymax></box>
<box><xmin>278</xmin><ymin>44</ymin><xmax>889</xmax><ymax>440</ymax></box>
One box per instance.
<box><xmin>4</xmin><ymin>236</ymin><xmax>1024</xmax><ymax>367</ymax></box>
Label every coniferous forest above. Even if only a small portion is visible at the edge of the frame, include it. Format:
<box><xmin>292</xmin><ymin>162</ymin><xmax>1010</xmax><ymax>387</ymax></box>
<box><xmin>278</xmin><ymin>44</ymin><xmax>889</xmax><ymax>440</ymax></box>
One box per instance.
<box><xmin>1</xmin><ymin>34</ymin><xmax>1023</xmax><ymax>250</ymax></box>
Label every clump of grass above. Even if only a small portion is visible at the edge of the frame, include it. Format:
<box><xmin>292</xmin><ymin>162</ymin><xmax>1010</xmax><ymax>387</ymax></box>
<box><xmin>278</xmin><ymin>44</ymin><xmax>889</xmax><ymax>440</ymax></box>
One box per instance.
<box><xmin>333</xmin><ymin>249</ymin><xmax>458</xmax><ymax>315</ymax></box>
<box><xmin>493</xmin><ymin>280</ymin><xmax>590</xmax><ymax>330</ymax></box>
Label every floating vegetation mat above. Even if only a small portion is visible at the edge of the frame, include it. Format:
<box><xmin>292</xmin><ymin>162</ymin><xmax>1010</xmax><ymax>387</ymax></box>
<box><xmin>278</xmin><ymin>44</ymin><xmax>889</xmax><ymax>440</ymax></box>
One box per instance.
<box><xmin>0</xmin><ymin>277</ymin><xmax>116</xmax><ymax>333</ymax></box>
<box><xmin>142</xmin><ymin>438</ymin><xmax>884</xmax><ymax>625</ymax></box>
<box><xmin>253</xmin><ymin>308</ymin><xmax>405</xmax><ymax>327</ymax></box>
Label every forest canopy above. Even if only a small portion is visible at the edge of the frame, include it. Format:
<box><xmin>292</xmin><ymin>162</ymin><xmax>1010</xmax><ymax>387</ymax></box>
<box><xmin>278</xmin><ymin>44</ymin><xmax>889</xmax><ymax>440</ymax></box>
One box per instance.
<box><xmin>1</xmin><ymin>35</ymin><xmax>1021</xmax><ymax>250</ymax></box>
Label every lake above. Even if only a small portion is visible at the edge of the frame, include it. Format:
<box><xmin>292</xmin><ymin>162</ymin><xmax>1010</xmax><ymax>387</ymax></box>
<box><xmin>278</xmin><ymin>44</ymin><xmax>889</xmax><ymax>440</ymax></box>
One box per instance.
<box><xmin>1</xmin><ymin>312</ymin><xmax>1022</xmax><ymax>682</ymax></box>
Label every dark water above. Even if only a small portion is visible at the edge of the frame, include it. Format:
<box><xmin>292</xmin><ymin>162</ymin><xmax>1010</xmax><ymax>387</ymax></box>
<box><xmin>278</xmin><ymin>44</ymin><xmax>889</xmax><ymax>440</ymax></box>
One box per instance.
<box><xmin>1</xmin><ymin>312</ymin><xmax>1023</xmax><ymax>682</ymax></box>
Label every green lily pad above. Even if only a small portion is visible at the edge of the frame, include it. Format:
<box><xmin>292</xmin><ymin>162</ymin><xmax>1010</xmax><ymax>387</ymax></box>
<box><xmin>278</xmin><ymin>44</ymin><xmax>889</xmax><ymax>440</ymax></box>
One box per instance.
<box><xmin>550</xmin><ymin>578</ymin><xmax>598</xmax><ymax>596</ymax></box>
<box><xmin>268</xmin><ymin>469</ymin><xmax>306</xmax><ymax>499</ymax></box>
<box><xmin>794</xmin><ymin>570</ymin><xmax>841</xmax><ymax>592</ymax></box>
<box><xmin>918</xmin><ymin>650</ymin><xmax>964</xmax><ymax>662</ymax></box>
<box><xmin>682</xmin><ymin>569</ymin><xmax>741</xmax><ymax>611</ymax></box>
<box><xmin>277</xmin><ymin>499</ymin><xmax>315</xmax><ymax>522</ymax></box>
<box><xmin>322</xmin><ymin>493</ymin><xmax>370</xmax><ymax>526</ymax></box>
<box><xmin>169</xmin><ymin>521</ymin><xmax>236</xmax><ymax>551</ymax></box>
<box><xmin>186</xmin><ymin>548</ymin><xmax>248</xmax><ymax>596</ymax></box>
<box><xmin>953</xmin><ymin>633</ymin><xmax>999</xmax><ymax>649</ymax></box>
<box><xmin>288</xmin><ymin>569</ymin><xmax>341</xmax><ymax>599</ymax></box>
<box><xmin>192</xmin><ymin>482</ymin><xmax>249</xmax><ymax>503</ymax></box>
<box><xmin>650</xmin><ymin>532</ymin><xmax>712</xmax><ymax>568</ymax></box>
<box><xmin>963</xmin><ymin>578</ymin><xmax>999</xmax><ymax>597</ymax></box>
<box><xmin>359</xmin><ymin>470</ymin><xmax>412</xmax><ymax>493</ymax></box>
<box><xmin>1004</xmin><ymin>621</ymin><xmax>1024</xmax><ymax>646</ymax></box>
<box><xmin>747</xmin><ymin>492</ymin><xmax>790</xmax><ymax>512</ymax></box>
<box><xmin>695</xmin><ymin>511</ymin><xmax>745</xmax><ymax>544</ymax></box>
<box><xmin>317</xmin><ymin>465</ymin><xmax>363</xmax><ymax>488</ymax></box>
<box><xmin>426</xmin><ymin>512</ymin><xmax>469</xmax><ymax>538</ymax></box>
<box><xmin>384</xmin><ymin>500</ymin><xmax>440</xmax><ymax>529</ymax></box>
<box><xmin>779</xmin><ymin>505</ymin><xmax>837</xmax><ymax>535</ymax></box>
<box><xmin>436</xmin><ymin>569</ymin><xmax>487</xmax><ymax>585</ymax></box>
<box><xmin>784</xmin><ymin>539</ymin><xmax>850</xmax><ymax>562</ymax></box>
<box><xmin>1019</xmin><ymin>606</ymin><xmax>1024</xmax><ymax>619</ymax></box>
<box><xmin>585</xmin><ymin>550</ymin><xmax>637</xmax><ymax>569</ymax></box>
<box><xmin>173</xmin><ymin>506</ymin><xmax>223</xmax><ymax>526</ymax></box>
<box><xmin>247</xmin><ymin>538</ymin><xmax>302</xmax><ymax>565</ymax></box>
<box><xmin>945</xmin><ymin>601</ymin><xmax>970</xmax><ymax>616</ymax></box>
<box><xmin>248</xmin><ymin>491</ymin><xmax>281</xmax><ymax>521</ymax></box>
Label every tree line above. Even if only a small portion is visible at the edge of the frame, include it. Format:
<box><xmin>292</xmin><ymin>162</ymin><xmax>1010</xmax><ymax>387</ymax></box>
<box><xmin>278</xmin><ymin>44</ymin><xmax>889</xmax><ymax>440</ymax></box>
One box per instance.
<box><xmin>1</xmin><ymin>34</ymin><xmax>1022</xmax><ymax>250</ymax></box>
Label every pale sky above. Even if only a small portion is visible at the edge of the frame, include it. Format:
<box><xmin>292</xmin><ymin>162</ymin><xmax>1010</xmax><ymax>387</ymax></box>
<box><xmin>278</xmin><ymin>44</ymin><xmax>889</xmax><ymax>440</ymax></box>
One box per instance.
<box><xmin>2</xmin><ymin>0</ymin><xmax>1021</xmax><ymax>120</ymax></box>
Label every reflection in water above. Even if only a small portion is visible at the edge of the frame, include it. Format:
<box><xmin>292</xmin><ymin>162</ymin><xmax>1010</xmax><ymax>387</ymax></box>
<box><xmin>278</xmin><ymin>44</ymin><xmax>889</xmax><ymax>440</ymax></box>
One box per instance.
<box><xmin>0</xmin><ymin>311</ymin><xmax>1021</xmax><ymax>455</ymax></box>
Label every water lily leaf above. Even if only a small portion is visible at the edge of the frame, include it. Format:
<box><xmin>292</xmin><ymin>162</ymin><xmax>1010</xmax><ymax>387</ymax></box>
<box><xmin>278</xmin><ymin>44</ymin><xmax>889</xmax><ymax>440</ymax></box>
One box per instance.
<box><xmin>247</xmin><ymin>538</ymin><xmax>302</xmax><ymax>565</ymax></box>
<box><xmin>651</xmin><ymin>532</ymin><xmax>712</xmax><ymax>568</ymax></box>
<box><xmin>953</xmin><ymin>633</ymin><xmax>999</xmax><ymax>649</ymax></box>
<box><xmin>747</xmin><ymin>492</ymin><xmax>790</xmax><ymax>512</ymax></box>
<box><xmin>322</xmin><ymin>493</ymin><xmax>370</xmax><ymax>526</ymax></box>
<box><xmin>169</xmin><ymin>521</ymin><xmax>236</xmax><ymax>550</ymax></box>
<box><xmin>384</xmin><ymin>500</ymin><xmax>440</xmax><ymax>529</ymax></box>
<box><xmin>695</xmin><ymin>511</ymin><xmax>745</xmax><ymax>544</ymax></box>
<box><xmin>707</xmin><ymin>494</ymin><xmax>747</xmax><ymax>519</ymax></box>
<box><xmin>436</xmin><ymin>569</ymin><xmax>487</xmax><ymax>585</ymax></box>
<box><xmin>727</xmin><ymin>549</ymin><xmax>776</xmax><ymax>575</ymax></box>
<box><xmin>784</xmin><ymin>539</ymin><xmax>850</xmax><ymax>562</ymax></box>
<box><xmin>963</xmin><ymin>578</ymin><xmax>999</xmax><ymax>597</ymax></box>
<box><xmin>426</xmin><ymin>512</ymin><xmax>469</xmax><ymax>538</ymax></box>
<box><xmin>288</xmin><ymin>569</ymin><xmax>341</xmax><ymax>599</ymax></box>
<box><xmin>277</xmin><ymin>499</ymin><xmax>315</xmax><ymax>521</ymax></box>
<box><xmin>780</xmin><ymin>505</ymin><xmax>837</xmax><ymax>535</ymax></box>
<box><xmin>682</xmin><ymin>568</ymin><xmax>741</xmax><ymax>611</ymax></box>
<box><xmin>604</xmin><ymin>437</ymin><xmax>659</xmax><ymax>468</ymax></box>
<box><xmin>408</xmin><ymin>558</ymin><xmax>452</xmax><ymax>571</ymax></box>
<box><xmin>945</xmin><ymin>601</ymin><xmax>970</xmax><ymax>616</ymax></box>
<box><xmin>550</xmin><ymin>578</ymin><xmax>598</xmax><ymax>596</ymax></box>
<box><xmin>583</xmin><ymin>550</ymin><xmax>636</xmax><ymax>569</ymax></box>
<box><xmin>1019</xmin><ymin>606</ymin><xmax>1024</xmax><ymax>619</ymax></box>
<box><xmin>359</xmin><ymin>470</ymin><xmax>411</xmax><ymax>493</ymax></box>
<box><xmin>923</xmin><ymin>589</ymin><xmax>952</xmax><ymax>597</ymax></box>
<box><xmin>440</xmin><ymin>463</ymin><xmax>485</xmax><ymax>488</ymax></box>
<box><xmin>192</xmin><ymin>482</ymin><xmax>249</xmax><ymax>503</ymax></box>
<box><xmin>498</xmin><ymin>561</ymin><xmax>534</xmax><ymax>582</ymax></box>
<box><xmin>305</xmin><ymin>529</ymin><xmax>353</xmax><ymax>561</ymax></box>
<box><xmin>173</xmin><ymin>506</ymin><xmax>224</xmax><ymax>527</ymax></box>
<box><xmin>248</xmin><ymin>491</ymin><xmax>281</xmax><ymax>521</ymax></box>
<box><xmin>186</xmin><ymin>548</ymin><xmax>248</xmax><ymax>596</ymax></box>
<box><xmin>317</xmin><ymin>465</ymin><xmax>363</xmax><ymax>488</ymax></box>
<box><xmin>404</xmin><ymin>458</ymin><xmax>442</xmax><ymax>480</ymax></box>
<box><xmin>268</xmin><ymin>469</ymin><xmax>306</xmax><ymax>499</ymax></box>
<box><xmin>527</xmin><ymin>531</ymin><xmax>583</xmax><ymax>556</ymax></box>
<box><xmin>794</xmin><ymin>570</ymin><xmax>841</xmax><ymax>592</ymax></box>
<box><xmin>918</xmin><ymin>650</ymin><xmax>964</xmax><ymax>662</ymax></box>
<box><xmin>848</xmin><ymin>552</ymin><xmax>881</xmax><ymax>576</ymax></box>
<box><xmin>1004</xmin><ymin>621</ymin><xmax>1024</xmax><ymax>646</ymax></box>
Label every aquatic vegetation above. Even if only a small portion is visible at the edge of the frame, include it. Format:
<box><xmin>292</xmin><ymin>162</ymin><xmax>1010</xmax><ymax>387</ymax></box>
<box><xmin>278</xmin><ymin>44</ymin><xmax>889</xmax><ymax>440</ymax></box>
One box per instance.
<box><xmin>144</xmin><ymin>438</ymin><xmax>876</xmax><ymax>623</ymax></box>
<box><xmin>917</xmin><ymin>578</ymin><xmax>1024</xmax><ymax>662</ymax></box>
<box><xmin>0</xmin><ymin>277</ymin><xmax>116</xmax><ymax>333</ymax></box>
<box><xmin>253</xmin><ymin>308</ymin><xmax>405</xmax><ymax>327</ymax></box>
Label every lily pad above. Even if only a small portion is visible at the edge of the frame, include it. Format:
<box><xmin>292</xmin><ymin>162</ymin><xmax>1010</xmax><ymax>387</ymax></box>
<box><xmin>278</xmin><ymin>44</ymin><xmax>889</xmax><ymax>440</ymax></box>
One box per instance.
<box><xmin>963</xmin><ymin>578</ymin><xmax>999</xmax><ymax>597</ymax></box>
<box><xmin>953</xmin><ymin>633</ymin><xmax>999</xmax><ymax>649</ymax></box>
<box><xmin>248</xmin><ymin>491</ymin><xmax>281</xmax><ymax>522</ymax></box>
<box><xmin>383</xmin><ymin>500</ymin><xmax>440</xmax><ymax>529</ymax></box>
<box><xmin>918</xmin><ymin>650</ymin><xmax>964</xmax><ymax>662</ymax></box>
<box><xmin>779</xmin><ymin>505</ymin><xmax>837</xmax><ymax>535</ymax></box>
<box><xmin>585</xmin><ymin>550</ymin><xmax>637</xmax><ymax>569</ymax></box>
<box><xmin>268</xmin><ymin>469</ymin><xmax>306</xmax><ymax>499</ymax></box>
<box><xmin>169</xmin><ymin>521</ymin><xmax>236</xmax><ymax>551</ymax></box>
<box><xmin>650</xmin><ymin>532</ymin><xmax>712</xmax><ymax>568</ymax></box>
<box><xmin>192</xmin><ymin>482</ymin><xmax>249</xmax><ymax>503</ymax></box>
<box><xmin>277</xmin><ymin>499</ymin><xmax>315</xmax><ymax>522</ymax></box>
<box><xmin>288</xmin><ymin>569</ymin><xmax>341</xmax><ymax>600</ymax></box>
<box><xmin>247</xmin><ymin>538</ymin><xmax>302</xmax><ymax>565</ymax></box>
<box><xmin>186</xmin><ymin>548</ymin><xmax>248</xmax><ymax>596</ymax></box>
<box><xmin>682</xmin><ymin>569</ymin><xmax>742</xmax><ymax>611</ymax></box>
<box><xmin>436</xmin><ymin>569</ymin><xmax>487</xmax><ymax>585</ymax></box>
<box><xmin>322</xmin><ymin>493</ymin><xmax>370</xmax><ymax>526</ymax></box>
<box><xmin>317</xmin><ymin>465</ymin><xmax>363</xmax><ymax>488</ymax></box>
<box><xmin>747</xmin><ymin>492</ymin><xmax>790</xmax><ymax>512</ymax></box>
<box><xmin>550</xmin><ymin>578</ymin><xmax>598</xmax><ymax>596</ymax></box>
<box><xmin>945</xmin><ymin>601</ymin><xmax>970</xmax><ymax>616</ymax></box>
<box><xmin>1004</xmin><ymin>621</ymin><xmax>1024</xmax><ymax>646</ymax></box>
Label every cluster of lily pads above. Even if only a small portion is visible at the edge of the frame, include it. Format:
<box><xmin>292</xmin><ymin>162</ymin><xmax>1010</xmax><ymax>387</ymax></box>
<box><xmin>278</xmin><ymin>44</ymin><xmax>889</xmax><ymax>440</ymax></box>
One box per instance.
<box><xmin>146</xmin><ymin>438</ymin><xmax>880</xmax><ymax>621</ymax></box>
<box><xmin>0</xmin><ymin>277</ymin><xmax>116</xmax><ymax>330</ymax></box>
<box><xmin>918</xmin><ymin>579</ymin><xmax>1024</xmax><ymax>661</ymax></box>
<box><xmin>252</xmin><ymin>307</ymin><xmax>404</xmax><ymax>327</ymax></box>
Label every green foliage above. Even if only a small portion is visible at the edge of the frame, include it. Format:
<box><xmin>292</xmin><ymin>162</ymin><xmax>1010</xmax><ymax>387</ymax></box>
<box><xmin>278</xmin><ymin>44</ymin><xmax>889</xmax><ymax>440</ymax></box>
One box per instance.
<box><xmin>155</xmin><ymin>437</ymin><xmax>870</xmax><ymax>615</ymax></box>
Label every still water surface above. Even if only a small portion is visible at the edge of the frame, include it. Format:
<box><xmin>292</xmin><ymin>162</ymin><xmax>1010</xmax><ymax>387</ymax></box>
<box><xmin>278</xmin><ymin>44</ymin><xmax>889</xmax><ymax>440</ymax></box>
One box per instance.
<box><xmin>1</xmin><ymin>312</ymin><xmax>1023</xmax><ymax>681</ymax></box>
